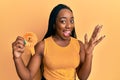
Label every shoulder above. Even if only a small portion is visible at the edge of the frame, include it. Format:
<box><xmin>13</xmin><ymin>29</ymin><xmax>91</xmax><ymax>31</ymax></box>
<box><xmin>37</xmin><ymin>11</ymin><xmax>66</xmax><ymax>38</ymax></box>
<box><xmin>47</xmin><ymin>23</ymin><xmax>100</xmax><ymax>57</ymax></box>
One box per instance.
<box><xmin>77</xmin><ymin>40</ymin><xmax>85</xmax><ymax>54</ymax></box>
<box><xmin>78</xmin><ymin>40</ymin><xmax>84</xmax><ymax>48</ymax></box>
<box><xmin>71</xmin><ymin>37</ymin><xmax>84</xmax><ymax>47</ymax></box>
<box><xmin>78</xmin><ymin>40</ymin><xmax>85</xmax><ymax>63</ymax></box>
<box><xmin>34</xmin><ymin>40</ymin><xmax>45</xmax><ymax>56</ymax></box>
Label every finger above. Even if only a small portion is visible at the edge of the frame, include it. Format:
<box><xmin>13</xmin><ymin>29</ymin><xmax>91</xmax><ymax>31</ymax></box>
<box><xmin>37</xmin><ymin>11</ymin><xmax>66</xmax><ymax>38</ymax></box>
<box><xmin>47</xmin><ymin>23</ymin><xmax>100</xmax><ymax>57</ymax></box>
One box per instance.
<box><xmin>84</xmin><ymin>33</ymin><xmax>88</xmax><ymax>44</ymax></box>
<box><xmin>13</xmin><ymin>41</ymin><xmax>24</xmax><ymax>49</ymax></box>
<box><xmin>92</xmin><ymin>25</ymin><xmax>102</xmax><ymax>39</ymax></box>
<box><xmin>90</xmin><ymin>25</ymin><xmax>102</xmax><ymax>44</ymax></box>
<box><xmin>16</xmin><ymin>43</ymin><xmax>24</xmax><ymax>49</ymax></box>
<box><xmin>15</xmin><ymin>36</ymin><xmax>25</xmax><ymax>46</ymax></box>
<box><xmin>12</xmin><ymin>40</ymin><xmax>25</xmax><ymax>49</ymax></box>
<box><xmin>96</xmin><ymin>25</ymin><xmax>102</xmax><ymax>36</ymax></box>
<box><xmin>13</xmin><ymin>43</ymin><xmax>25</xmax><ymax>51</ymax></box>
<box><xmin>89</xmin><ymin>25</ymin><xmax>98</xmax><ymax>43</ymax></box>
<box><xmin>91</xmin><ymin>25</ymin><xmax>99</xmax><ymax>39</ymax></box>
<box><xmin>13</xmin><ymin>43</ymin><xmax>24</xmax><ymax>52</ymax></box>
<box><xmin>17</xmin><ymin>47</ymin><xmax>25</xmax><ymax>53</ymax></box>
<box><xmin>94</xmin><ymin>35</ymin><xmax>105</xmax><ymax>46</ymax></box>
<box><xmin>15</xmin><ymin>36</ymin><xmax>24</xmax><ymax>42</ymax></box>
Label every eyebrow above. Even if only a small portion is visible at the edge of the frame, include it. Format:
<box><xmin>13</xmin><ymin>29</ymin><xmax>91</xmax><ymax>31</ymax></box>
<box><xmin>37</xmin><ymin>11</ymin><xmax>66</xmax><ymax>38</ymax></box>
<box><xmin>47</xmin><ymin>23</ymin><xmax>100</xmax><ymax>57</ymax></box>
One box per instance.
<box><xmin>59</xmin><ymin>17</ymin><xmax>74</xmax><ymax>19</ymax></box>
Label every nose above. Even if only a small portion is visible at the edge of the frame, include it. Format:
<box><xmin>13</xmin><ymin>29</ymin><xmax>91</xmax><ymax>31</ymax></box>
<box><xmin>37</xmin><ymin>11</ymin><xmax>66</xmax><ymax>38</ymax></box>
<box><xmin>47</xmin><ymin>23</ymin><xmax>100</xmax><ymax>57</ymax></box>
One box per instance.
<box><xmin>65</xmin><ymin>21</ymin><xmax>71</xmax><ymax>29</ymax></box>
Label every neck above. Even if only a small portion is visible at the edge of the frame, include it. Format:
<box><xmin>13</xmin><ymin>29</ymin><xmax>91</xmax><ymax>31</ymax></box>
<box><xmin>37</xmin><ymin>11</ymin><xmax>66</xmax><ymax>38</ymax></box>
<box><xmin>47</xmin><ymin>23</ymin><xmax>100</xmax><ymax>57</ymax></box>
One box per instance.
<box><xmin>52</xmin><ymin>35</ymin><xmax>71</xmax><ymax>47</ymax></box>
<box><xmin>53</xmin><ymin>34</ymin><xmax>71</xmax><ymax>41</ymax></box>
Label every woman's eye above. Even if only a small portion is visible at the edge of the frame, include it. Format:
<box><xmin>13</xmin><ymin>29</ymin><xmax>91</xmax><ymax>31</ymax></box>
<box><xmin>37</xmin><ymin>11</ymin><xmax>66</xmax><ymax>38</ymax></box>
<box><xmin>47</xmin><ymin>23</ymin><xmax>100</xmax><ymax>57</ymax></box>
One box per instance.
<box><xmin>70</xmin><ymin>20</ymin><xmax>74</xmax><ymax>24</ymax></box>
<box><xmin>60</xmin><ymin>20</ymin><xmax>66</xmax><ymax>24</ymax></box>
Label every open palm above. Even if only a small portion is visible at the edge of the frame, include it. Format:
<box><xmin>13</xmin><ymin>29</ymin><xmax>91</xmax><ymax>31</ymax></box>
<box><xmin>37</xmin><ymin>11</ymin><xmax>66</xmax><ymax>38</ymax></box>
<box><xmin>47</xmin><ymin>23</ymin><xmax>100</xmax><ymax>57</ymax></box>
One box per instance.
<box><xmin>84</xmin><ymin>25</ymin><xmax>105</xmax><ymax>55</ymax></box>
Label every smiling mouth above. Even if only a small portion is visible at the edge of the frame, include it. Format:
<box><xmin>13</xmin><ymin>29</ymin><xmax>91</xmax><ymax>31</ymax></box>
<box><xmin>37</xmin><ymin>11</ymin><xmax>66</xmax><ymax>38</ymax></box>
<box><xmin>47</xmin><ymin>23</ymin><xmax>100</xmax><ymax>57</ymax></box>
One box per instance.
<box><xmin>63</xmin><ymin>30</ymin><xmax>71</xmax><ymax>37</ymax></box>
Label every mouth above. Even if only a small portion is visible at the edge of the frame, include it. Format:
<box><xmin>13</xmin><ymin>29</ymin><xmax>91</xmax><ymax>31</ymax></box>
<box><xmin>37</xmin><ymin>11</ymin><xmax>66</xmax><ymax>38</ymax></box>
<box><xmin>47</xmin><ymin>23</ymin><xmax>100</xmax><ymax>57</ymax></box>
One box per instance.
<box><xmin>63</xmin><ymin>30</ymin><xmax>71</xmax><ymax>37</ymax></box>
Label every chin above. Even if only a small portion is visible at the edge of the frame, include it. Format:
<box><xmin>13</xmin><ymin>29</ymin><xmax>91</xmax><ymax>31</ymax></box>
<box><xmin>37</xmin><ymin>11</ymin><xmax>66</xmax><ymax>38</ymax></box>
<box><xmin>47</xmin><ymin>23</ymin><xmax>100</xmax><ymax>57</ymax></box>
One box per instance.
<box><xmin>62</xmin><ymin>36</ymin><xmax>71</xmax><ymax>40</ymax></box>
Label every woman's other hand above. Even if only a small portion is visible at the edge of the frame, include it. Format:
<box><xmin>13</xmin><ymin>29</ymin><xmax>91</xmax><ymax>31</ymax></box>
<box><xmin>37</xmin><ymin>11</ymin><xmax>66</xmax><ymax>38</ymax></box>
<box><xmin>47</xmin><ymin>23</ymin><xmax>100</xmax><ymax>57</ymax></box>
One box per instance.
<box><xmin>12</xmin><ymin>36</ymin><xmax>25</xmax><ymax>59</ymax></box>
<box><xmin>84</xmin><ymin>25</ymin><xmax>105</xmax><ymax>55</ymax></box>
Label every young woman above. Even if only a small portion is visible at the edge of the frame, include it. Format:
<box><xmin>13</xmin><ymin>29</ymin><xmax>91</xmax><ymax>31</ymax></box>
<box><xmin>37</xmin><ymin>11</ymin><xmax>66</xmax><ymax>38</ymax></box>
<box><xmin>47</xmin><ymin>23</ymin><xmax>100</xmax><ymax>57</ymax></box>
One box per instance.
<box><xmin>12</xmin><ymin>4</ymin><xmax>105</xmax><ymax>80</ymax></box>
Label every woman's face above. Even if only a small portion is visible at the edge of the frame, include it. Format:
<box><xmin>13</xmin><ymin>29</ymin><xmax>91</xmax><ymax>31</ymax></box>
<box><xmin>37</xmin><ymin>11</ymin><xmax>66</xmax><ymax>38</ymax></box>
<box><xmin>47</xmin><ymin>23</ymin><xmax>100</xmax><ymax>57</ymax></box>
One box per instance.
<box><xmin>54</xmin><ymin>8</ymin><xmax>74</xmax><ymax>40</ymax></box>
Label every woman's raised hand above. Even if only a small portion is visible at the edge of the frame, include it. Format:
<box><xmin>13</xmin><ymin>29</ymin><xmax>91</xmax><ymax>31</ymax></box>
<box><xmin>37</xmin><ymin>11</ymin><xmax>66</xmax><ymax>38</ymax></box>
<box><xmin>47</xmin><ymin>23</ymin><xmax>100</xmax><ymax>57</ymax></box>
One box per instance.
<box><xmin>84</xmin><ymin>25</ymin><xmax>105</xmax><ymax>55</ymax></box>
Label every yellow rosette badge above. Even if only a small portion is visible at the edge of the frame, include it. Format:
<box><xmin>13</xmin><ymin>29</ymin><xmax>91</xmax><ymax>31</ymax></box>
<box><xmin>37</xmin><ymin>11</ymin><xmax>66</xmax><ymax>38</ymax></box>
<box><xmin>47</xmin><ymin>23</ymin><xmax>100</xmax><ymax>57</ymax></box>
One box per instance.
<box><xmin>23</xmin><ymin>32</ymin><xmax>38</xmax><ymax>55</ymax></box>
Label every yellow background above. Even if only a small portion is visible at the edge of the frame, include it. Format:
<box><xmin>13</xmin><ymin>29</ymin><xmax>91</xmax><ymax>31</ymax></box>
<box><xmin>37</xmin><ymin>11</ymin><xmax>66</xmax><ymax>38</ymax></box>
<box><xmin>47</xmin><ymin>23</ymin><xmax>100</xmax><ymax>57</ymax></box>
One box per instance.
<box><xmin>0</xmin><ymin>0</ymin><xmax>120</xmax><ymax>80</ymax></box>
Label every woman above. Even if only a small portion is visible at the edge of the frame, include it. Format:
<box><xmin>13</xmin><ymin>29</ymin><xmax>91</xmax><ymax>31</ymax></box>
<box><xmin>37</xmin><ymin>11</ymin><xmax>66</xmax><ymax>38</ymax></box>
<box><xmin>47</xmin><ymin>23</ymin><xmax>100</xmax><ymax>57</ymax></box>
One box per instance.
<box><xmin>12</xmin><ymin>4</ymin><xmax>105</xmax><ymax>80</ymax></box>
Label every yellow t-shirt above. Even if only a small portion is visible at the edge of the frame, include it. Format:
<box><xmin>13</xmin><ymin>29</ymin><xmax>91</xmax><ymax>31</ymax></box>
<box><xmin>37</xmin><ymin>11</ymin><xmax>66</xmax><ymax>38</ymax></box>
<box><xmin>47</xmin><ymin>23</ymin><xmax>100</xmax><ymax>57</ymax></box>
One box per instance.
<box><xmin>43</xmin><ymin>36</ymin><xmax>80</xmax><ymax>80</ymax></box>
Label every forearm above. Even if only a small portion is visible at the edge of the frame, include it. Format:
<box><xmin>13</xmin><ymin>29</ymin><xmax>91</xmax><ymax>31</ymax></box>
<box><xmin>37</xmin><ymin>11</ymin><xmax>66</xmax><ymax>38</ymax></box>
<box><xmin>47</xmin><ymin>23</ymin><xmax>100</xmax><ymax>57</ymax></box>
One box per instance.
<box><xmin>13</xmin><ymin>57</ymin><xmax>31</xmax><ymax>80</ymax></box>
<box><xmin>77</xmin><ymin>54</ymin><xmax>93</xmax><ymax>80</ymax></box>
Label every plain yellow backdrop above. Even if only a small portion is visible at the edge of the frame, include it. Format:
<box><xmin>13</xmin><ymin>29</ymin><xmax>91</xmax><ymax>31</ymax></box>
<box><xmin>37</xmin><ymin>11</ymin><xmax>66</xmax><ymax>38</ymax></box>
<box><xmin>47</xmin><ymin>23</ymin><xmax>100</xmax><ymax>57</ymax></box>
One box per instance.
<box><xmin>0</xmin><ymin>0</ymin><xmax>120</xmax><ymax>80</ymax></box>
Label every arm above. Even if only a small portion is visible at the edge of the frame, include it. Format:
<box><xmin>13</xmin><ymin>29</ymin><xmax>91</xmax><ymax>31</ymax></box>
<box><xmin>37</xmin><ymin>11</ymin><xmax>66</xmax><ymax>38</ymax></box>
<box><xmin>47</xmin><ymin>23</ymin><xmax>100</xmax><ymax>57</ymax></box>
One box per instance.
<box><xmin>76</xmin><ymin>41</ymin><xmax>93</xmax><ymax>80</ymax></box>
<box><xmin>12</xmin><ymin>36</ymin><xmax>44</xmax><ymax>80</ymax></box>
<box><xmin>77</xmin><ymin>25</ymin><xmax>105</xmax><ymax>80</ymax></box>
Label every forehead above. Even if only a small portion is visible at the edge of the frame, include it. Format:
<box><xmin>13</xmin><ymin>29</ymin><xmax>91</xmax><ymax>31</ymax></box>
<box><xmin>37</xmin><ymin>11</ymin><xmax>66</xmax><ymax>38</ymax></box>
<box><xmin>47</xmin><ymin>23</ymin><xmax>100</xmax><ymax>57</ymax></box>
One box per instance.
<box><xmin>57</xmin><ymin>9</ymin><xmax>73</xmax><ymax>18</ymax></box>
